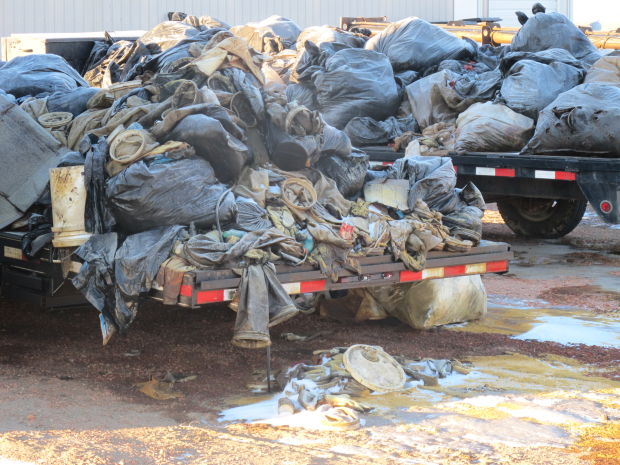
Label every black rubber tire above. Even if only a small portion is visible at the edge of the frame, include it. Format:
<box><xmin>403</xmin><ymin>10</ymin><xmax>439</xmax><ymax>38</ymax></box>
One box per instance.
<box><xmin>497</xmin><ymin>198</ymin><xmax>587</xmax><ymax>239</ymax></box>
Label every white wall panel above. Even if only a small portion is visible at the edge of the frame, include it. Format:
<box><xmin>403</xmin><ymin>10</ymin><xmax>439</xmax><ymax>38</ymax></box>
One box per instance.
<box><xmin>1</xmin><ymin>0</ymin><xmax>454</xmax><ymax>39</ymax></box>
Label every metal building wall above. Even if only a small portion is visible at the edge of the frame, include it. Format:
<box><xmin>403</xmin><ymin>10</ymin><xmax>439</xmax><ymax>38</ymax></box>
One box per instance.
<box><xmin>0</xmin><ymin>0</ymin><xmax>454</xmax><ymax>38</ymax></box>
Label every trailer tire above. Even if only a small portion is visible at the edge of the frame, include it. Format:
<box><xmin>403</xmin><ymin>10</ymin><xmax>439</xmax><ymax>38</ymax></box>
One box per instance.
<box><xmin>497</xmin><ymin>198</ymin><xmax>587</xmax><ymax>239</ymax></box>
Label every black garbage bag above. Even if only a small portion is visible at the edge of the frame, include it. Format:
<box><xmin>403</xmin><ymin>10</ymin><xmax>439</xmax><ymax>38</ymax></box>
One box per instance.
<box><xmin>312</xmin><ymin>48</ymin><xmax>400</xmax><ymax>129</ymax></box>
<box><xmin>166</xmin><ymin>114</ymin><xmax>251</xmax><ymax>182</ymax></box>
<box><xmin>316</xmin><ymin>151</ymin><xmax>369</xmax><ymax>198</ymax></box>
<box><xmin>522</xmin><ymin>83</ymin><xmax>620</xmax><ymax>156</ymax></box>
<box><xmin>321</xmin><ymin>124</ymin><xmax>352</xmax><ymax>158</ymax></box>
<box><xmin>511</xmin><ymin>12</ymin><xmax>601</xmax><ymax>66</ymax></box>
<box><xmin>365</xmin><ymin>17</ymin><xmax>476</xmax><ymax>72</ymax></box>
<box><xmin>296</xmin><ymin>26</ymin><xmax>367</xmax><ymax>49</ymax></box>
<box><xmin>344</xmin><ymin>115</ymin><xmax>419</xmax><ymax>147</ymax></box>
<box><xmin>406</xmin><ymin>69</ymin><xmax>502</xmax><ymax>129</ymax></box>
<box><xmin>477</xmin><ymin>44</ymin><xmax>510</xmax><ymax>70</ymax></box>
<box><xmin>0</xmin><ymin>54</ymin><xmax>88</xmax><ymax>98</ymax></box>
<box><xmin>106</xmin><ymin>156</ymin><xmax>236</xmax><ymax>233</ymax></box>
<box><xmin>387</xmin><ymin>156</ymin><xmax>461</xmax><ymax>213</ymax></box>
<box><xmin>46</xmin><ymin>87</ymin><xmax>100</xmax><ymax>116</ymax></box>
<box><xmin>292</xmin><ymin>40</ymin><xmax>349</xmax><ymax>84</ymax></box>
<box><xmin>285</xmin><ymin>83</ymin><xmax>318</xmax><ymax>110</ymax></box>
<box><xmin>114</xmin><ymin>225</ymin><xmax>185</xmax><ymax>330</ymax></box>
<box><xmin>231</xmin><ymin>15</ymin><xmax>301</xmax><ymax>54</ymax></box>
<box><xmin>437</xmin><ymin>59</ymin><xmax>491</xmax><ymax>75</ymax></box>
<box><xmin>498</xmin><ymin>59</ymin><xmax>583</xmax><ymax>119</ymax></box>
<box><xmin>84</xmin><ymin>137</ymin><xmax>115</xmax><ymax>234</ymax></box>
<box><xmin>82</xmin><ymin>40</ymin><xmax>112</xmax><ymax>74</ymax></box>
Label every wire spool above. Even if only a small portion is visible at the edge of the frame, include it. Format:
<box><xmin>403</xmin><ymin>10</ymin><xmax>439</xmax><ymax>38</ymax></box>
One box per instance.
<box><xmin>38</xmin><ymin>112</ymin><xmax>73</xmax><ymax>129</ymax></box>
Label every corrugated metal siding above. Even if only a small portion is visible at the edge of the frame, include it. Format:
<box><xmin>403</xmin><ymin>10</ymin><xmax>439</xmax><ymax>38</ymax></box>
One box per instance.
<box><xmin>0</xmin><ymin>0</ymin><xmax>454</xmax><ymax>38</ymax></box>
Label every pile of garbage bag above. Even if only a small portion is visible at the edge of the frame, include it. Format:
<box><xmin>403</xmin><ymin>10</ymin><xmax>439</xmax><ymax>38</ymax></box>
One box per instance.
<box><xmin>3</xmin><ymin>3</ymin><xmax>612</xmax><ymax>346</ymax></box>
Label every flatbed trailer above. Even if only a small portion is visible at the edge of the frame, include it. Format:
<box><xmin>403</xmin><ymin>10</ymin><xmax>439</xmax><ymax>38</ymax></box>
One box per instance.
<box><xmin>364</xmin><ymin>147</ymin><xmax>620</xmax><ymax>238</ymax></box>
<box><xmin>0</xmin><ymin>230</ymin><xmax>512</xmax><ymax>310</ymax></box>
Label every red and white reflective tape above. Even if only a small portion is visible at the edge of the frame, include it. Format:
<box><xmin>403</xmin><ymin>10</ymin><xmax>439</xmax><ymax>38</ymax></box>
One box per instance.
<box><xmin>180</xmin><ymin>261</ymin><xmax>508</xmax><ymax>303</ymax></box>
<box><xmin>181</xmin><ymin>279</ymin><xmax>327</xmax><ymax>304</ymax></box>
<box><xmin>369</xmin><ymin>161</ymin><xmax>394</xmax><ymax>168</ymax></box>
<box><xmin>399</xmin><ymin>260</ymin><xmax>508</xmax><ymax>283</ymax></box>
<box><xmin>534</xmin><ymin>170</ymin><xmax>576</xmax><ymax>181</ymax></box>
<box><xmin>474</xmin><ymin>167</ymin><xmax>516</xmax><ymax>177</ymax></box>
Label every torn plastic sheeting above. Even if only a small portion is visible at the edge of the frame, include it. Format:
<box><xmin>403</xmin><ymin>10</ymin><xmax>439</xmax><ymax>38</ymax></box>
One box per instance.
<box><xmin>0</xmin><ymin>94</ymin><xmax>63</xmax><ymax>228</ymax></box>
<box><xmin>312</xmin><ymin>48</ymin><xmax>400</xmax><ymax>129</ymax></box>
<box><xmin>406</xmin><ymin>69</ymin><xmax>502</xmax><ymax>129</ymax></box>
<box><xmin>498</xmin><ymin>57</ymin><xmax>584</xmax><ymax>119</ymax></box>
<box><xmin>316</xmin><ymin>152</ymin><xmax>369</xmax><ymax>198</ymax></box>
<box><xmin>165</xmin><ymin>113</ymin><xmax>251</xmax><ymax>182</ymax></box>
<box><xmin>510</xmin><ymin>12</ymin><xmax>601</xmax><ymax>66</ymax></box>
<box><xmin>522</xmin><ymin>83</ymin><xmax>620</xmax><ymax>156</ymax></box>
<box><xmin>105</xmin><ymin>156</ymin><xmax>236</xmax><ymax>233</ymax></box>
<box><xmin>365</xmin><ymin>17</ymin><xmax>476</xmax><ymax>72</ymax></box>
<box><xmin>0</xmin><ymin>54</ymin><xmax>88</xmax><ymax>98</ymax></box>
<box><xmin>344</xmin><ymin>115</ymin><xmax>419</xmax><ymax>147</ymax></box>
<box><xmin>365</xmin><ymin>275</ymin><xmax>487</xmax><ymax>329</ymax></box>
<box><xmin>454</xmin><ymin>102</ymin><xmax>534</xmax><ymax>152</ymax></box>
<box><xmin>114</xmin><ymin>225</ymin><xmax>186</xmax><ymax>330</ymax></box>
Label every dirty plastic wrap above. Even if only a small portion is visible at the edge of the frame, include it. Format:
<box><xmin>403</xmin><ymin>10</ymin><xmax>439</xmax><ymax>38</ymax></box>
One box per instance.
<box><xmin>114</xmin><ymin>225</ymin><xmax>185</xmax><ymax>330</ymax></box>
<box><xmin>106</xmin><ymin>156</ymin><xmax>235</xmax><ymax>233</ymax></box>
<box><xmin>231</xmin><ymin>16</ymin><xmax>301</xmax><ymax>53</ymax></box>
<box><xmin>316</xmin><ymin>152</ymin><xmax>369</xmax><ymax>198</ymax></box>
<box><xmin>454</xmin><ymin>102</ymin><xmax>534</xmax><ymax>152</ymax></box>
<box><xmin>47</xmin><ymin>87</ymin><xmax>100</xmax><ymax>116</ymax></box>
<box><xmin>0</xmin><ymin>54</ymin><xmax>88</xmax><ymax>98</ymax></box>
<box><xmin>365</xmin><ymin>18</ymin><xmax>476</xmax><ymax>72</ymax></box>
<box><xmin>312</xmin><ymin>48</ymin><xmax>400</xmax><ymax>129</ymax></box>
<box><xmin>165</xmin><ymin>113</ymin><xmax>251</xmax><ymax>182</ymax></box>
<box><xmin>585</xmin><ymin>56</ymin><xmax>620</xmax><ymax>87</ymax></box>
<box><xmin>522</xmin><ymin>83</ymin><xmax>620</xmax><ymax>155</ymax></box>
<box><xmin>344</xmin><ymin>116</ymin><xmax>419</xmax><ymax>147</ymax></box>
<box><xmin>406</xmin><ymin>69</ymin><xmax>502</xmax><ymax>129</ymax></box>
<box><xmin>365</xmin><ymin>275</ymin><xmax>487</xmax><ymax>329</ymax></box>
<box><xmin>296</xmin><ymin>26</ymin><xmax>367</xmax><ymax>49</ymax></box>
<box><xmin>498</xmin><ymin>51</ymin><xmax>584</xmax><ymax>119</ymax></box>
<box><xmin>510</xmin><ymin>12</ymin><xmax>601</xmax><ymax>66</ymax></box>
<box><xmin>235</xmin><ymin>197</ymin><xmax>272</xmax><ymax>231</ymax></box>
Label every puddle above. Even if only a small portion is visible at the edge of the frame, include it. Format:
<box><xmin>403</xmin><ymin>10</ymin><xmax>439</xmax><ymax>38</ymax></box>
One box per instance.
<box><xmin>452</xmin><ymin>306</ymin><xmax>620</xmax><ymax>348</ymax></box>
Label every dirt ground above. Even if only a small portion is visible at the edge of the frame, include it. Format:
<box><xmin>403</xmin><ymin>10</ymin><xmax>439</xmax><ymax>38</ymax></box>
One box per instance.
<box><xmin>1</xmin><ymin>206</ymin><xmax>619</xmax><ymax>465</ymax></box>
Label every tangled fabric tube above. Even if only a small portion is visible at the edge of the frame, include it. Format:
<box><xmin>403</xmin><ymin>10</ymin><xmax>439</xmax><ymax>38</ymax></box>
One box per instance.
<box><xmin>109</xmin><ymin>129</ymin><xmax>159</xmax><ymax>164</ymax></box>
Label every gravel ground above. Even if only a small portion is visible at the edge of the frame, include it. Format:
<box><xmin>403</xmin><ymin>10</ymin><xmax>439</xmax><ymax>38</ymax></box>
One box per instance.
<box><xmin>0</xmin><ymin>208</ymin><xmax>619</xmax><ymax>465</ymax></box>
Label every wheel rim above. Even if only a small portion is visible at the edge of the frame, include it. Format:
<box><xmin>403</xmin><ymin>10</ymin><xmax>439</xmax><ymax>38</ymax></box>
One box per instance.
<box><xmin>513</xmin><ymin>199</ymin><xmax>558</xmax><ymax>222</ymax></box>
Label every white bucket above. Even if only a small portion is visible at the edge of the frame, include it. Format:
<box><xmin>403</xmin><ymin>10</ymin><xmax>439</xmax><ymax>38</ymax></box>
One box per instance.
<box><xmin>49</xmin><ymin>165</ymin><xmax>91</xmax><ymax>248</ymax></box>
